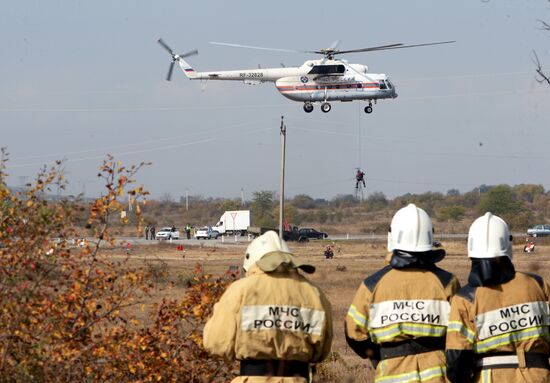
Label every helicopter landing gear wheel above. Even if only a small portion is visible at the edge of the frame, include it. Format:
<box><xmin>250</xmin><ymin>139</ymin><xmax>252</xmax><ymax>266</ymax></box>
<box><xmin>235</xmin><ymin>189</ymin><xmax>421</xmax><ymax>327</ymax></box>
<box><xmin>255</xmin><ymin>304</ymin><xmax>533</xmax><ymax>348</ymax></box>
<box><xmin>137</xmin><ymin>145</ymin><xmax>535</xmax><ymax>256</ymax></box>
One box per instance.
<box><xmin>364</xmin><ymin>100</ymin><xmax>373</xmax><ymax>114</ymax></box>
<box><xmin>321</xmin><ymin>102</ymin><xmax>331</xmax><ymax>113</ymax></box>
<box><xmin>303</xmin><ymin>102</ymin><xmax>314</xmax><ymax>113</ymax></box>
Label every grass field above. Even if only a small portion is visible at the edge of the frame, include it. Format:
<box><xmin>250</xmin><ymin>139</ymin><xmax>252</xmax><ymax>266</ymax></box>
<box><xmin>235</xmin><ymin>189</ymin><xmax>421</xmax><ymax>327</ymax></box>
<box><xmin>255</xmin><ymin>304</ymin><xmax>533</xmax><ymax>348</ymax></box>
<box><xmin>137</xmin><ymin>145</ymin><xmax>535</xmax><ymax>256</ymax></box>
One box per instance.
<box><xmin>111</xmin><ymin>238</ymin><xmax>550</xmax><ymax>382</ymax></box>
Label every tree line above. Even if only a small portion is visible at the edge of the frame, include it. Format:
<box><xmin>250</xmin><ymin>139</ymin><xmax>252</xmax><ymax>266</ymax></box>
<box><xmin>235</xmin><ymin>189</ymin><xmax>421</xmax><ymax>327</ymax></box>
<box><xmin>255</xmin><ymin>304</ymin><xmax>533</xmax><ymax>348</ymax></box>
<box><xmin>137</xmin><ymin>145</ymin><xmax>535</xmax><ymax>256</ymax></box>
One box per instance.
<box><xmin>135</xmin><ymin>184</ymin><xmax>549</xmax><ymax>234</ymax></box>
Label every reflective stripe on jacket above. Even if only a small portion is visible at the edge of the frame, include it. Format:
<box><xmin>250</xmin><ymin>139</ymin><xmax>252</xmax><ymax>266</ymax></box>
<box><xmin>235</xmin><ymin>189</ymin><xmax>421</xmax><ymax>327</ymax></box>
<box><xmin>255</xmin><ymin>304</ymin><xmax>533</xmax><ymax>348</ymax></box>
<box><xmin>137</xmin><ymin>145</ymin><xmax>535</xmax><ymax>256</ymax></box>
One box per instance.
<box><xmin>446</xmin><ymin>272</ymin><xmax>550</xmax><ymax>383</ymax></box>
<box><xmin>345</xmin><ymin>263</ymin><xmax>460</xmax><ymax>383</ymax></box>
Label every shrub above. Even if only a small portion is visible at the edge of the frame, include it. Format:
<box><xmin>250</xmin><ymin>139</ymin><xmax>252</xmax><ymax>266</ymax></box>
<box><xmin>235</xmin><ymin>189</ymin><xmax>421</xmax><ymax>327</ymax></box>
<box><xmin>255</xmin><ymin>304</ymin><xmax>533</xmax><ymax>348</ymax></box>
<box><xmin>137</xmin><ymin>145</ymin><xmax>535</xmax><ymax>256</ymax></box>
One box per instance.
<box><xmin>0</xmin><ymin>152</ymin><xmax>236</xmax><ymax>382</ymax></box>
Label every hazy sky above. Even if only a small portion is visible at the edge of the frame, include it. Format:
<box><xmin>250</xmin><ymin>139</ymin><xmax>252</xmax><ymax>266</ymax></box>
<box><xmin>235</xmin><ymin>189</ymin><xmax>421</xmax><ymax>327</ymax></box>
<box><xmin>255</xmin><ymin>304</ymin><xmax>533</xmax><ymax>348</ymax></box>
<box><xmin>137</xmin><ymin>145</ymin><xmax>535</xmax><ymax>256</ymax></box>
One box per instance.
<box><xmin>2</xmin><ymin>0</ymin><xmax>550</xmax><ymax>200</ymax></box>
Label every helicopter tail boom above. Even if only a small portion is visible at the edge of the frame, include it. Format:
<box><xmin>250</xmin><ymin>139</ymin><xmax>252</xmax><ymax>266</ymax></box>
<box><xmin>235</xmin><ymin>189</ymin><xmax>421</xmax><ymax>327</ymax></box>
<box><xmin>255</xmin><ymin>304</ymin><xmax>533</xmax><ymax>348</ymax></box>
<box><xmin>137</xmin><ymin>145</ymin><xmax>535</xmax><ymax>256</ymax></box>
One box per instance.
<box><xmin>177</xmin><ymin>57</ymin><xmax>199</xmax><ymax>79</ymax></box>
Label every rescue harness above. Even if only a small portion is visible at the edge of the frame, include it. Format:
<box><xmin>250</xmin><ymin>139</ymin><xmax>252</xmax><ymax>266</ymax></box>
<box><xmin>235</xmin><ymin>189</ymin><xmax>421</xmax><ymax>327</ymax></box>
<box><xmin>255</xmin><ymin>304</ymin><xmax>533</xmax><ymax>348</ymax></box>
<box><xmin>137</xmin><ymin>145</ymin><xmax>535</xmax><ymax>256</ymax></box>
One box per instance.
<box><xmin>240</xmin><ymin>359</ymin><xmax>309</xmax><ymax>379</ymax></box>
<box><xmin>380</xmin><ymin>337</ymin><xmax>445</xmax><ymax>360</ymax></box>
<box><xmin>475</xmin><ymin>351</ymin><xmax>550</xmax><ymax>370</ymax></box>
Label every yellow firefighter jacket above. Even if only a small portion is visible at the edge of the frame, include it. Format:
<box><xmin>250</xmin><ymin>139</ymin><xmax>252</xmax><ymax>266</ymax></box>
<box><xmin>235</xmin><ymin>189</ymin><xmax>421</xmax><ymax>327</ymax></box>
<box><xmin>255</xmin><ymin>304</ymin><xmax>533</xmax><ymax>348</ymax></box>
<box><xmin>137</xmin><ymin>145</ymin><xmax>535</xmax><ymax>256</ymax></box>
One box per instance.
<box><xmin>446</xmin><ymin>269</ymin><xmax>550</xmax><ymax>383</ymax></box>
<box><xmin>203</xmin><ymin>264</ymin><xmax>333</xmax><ymax>383</ymax></box>
<box><xmin>345</xmin><ymin>253</ymin><xmax>460</xmax><ymax>383</ymax></box>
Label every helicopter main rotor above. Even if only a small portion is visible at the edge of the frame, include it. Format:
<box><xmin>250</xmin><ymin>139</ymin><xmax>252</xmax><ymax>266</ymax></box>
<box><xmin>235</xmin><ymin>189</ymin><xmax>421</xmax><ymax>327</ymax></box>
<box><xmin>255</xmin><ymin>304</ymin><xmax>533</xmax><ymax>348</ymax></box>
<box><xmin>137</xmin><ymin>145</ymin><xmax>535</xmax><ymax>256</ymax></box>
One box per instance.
<box><xmin>210</xmin><ymin>40</ymin><xmax>455</xmax><ymax>60</ymax></box>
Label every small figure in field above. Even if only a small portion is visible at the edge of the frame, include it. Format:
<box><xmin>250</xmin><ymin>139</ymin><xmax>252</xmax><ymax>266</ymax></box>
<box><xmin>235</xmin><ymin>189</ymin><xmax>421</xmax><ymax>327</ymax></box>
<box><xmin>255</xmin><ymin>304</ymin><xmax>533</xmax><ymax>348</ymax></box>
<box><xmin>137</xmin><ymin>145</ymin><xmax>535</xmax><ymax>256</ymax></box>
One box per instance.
<box><xmin>356</xmin><ymin>169</ymin><xmax>366</xmax><ymax>189</ymax></box>
<box><xmin>150</xmin><ymin>225</ymin><xmax>156</xmax><ymax>240</ymax></box>
<box><xmin>324</xmin><ymin>244</ymin><xmax>334</xmax><ymax>259</ymax></box>
<box><xmin>523</xmin><ymin>237</ymin><xmax>536</xmax><ymax>253</ymax></box>
<box><xmin>126</xmin><ymin>242</ymin><xmax>132</xmax><ymax>255</ymax></box>
<box><xmin>144</xmin><ymin>224</ymin><xmax>150</xmax><ymax>240</ymax></box>
<box><xmin>185</xmin><ymin>224</ymin><xmax>192</xmax><ymax>240</ymax></box>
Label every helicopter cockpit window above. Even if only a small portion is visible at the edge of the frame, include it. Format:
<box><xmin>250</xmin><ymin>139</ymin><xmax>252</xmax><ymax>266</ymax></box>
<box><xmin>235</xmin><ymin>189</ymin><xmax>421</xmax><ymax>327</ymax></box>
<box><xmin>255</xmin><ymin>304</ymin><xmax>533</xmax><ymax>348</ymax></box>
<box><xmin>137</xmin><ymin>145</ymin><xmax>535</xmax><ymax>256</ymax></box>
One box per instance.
<box><xmin>308</xmin><ymin>65</ymin><xmax>346</xmax><ymax>75</ymax></box>
<box><xmin>379</xmin><ymin>81</ymin><xmax>387</xmax><ymax>90</ymax></box>
<box><xmin>386</xmin><ymin>80</ymin><xmax>393</xmax><ymax>89</ymax></box>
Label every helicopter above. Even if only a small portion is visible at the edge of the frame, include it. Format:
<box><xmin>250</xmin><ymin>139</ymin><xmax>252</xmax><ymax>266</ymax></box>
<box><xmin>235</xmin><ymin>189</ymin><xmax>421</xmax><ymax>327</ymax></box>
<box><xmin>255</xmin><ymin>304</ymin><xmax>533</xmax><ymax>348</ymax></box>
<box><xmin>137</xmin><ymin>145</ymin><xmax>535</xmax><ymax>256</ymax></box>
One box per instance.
<box><xmin>157</xmin><ymin>39</ymin><xmax>454</xmax><ymax>114</ymax></box>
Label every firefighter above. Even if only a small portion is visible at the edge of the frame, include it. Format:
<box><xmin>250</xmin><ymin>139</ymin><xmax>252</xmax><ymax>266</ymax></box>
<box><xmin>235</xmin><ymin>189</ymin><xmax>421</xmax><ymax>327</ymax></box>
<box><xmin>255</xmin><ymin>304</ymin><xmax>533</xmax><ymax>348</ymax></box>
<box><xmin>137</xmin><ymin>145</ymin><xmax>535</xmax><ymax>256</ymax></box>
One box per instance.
<box><xmin>446</xmin><ymin>213</ymin><xmax>550</xmax><ymax>383</ymax></box>
<box><xmin>523</xmin><ymin>237</ymin><xmax>536</xmax><ymax>253</ymax></box>
<box><xmin>203</xmin><ymin>231</ymin><xmax>333</xmax><ymax>383</ymax></box>
<box><xmin>345</xmin><ymin>204</ymin><xmax>460</xmax><ymax>383</ymax></box>
<box><xmin>324</xmin><ymin>244</ymin><xmax>334</xmax><ymax>259</ymax></box>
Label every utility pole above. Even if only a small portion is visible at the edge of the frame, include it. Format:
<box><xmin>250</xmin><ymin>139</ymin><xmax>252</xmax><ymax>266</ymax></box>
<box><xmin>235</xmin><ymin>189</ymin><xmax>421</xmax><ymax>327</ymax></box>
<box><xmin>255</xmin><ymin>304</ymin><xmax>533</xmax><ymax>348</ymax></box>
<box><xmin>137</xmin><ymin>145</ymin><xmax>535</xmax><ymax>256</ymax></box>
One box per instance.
<box><xmin>185</xmin><ymin>188</ymin><xmax>189</xmax><ymax>211</ymax></box>
<box><xmin>241</xmin><ymin>187</ymin><xmax>245</xmax><ymax>206</ymax></box>
<box><xmin>278</xmin><ymin>116</ymin><xmax>286</xmax><ymax>240</ymax></box>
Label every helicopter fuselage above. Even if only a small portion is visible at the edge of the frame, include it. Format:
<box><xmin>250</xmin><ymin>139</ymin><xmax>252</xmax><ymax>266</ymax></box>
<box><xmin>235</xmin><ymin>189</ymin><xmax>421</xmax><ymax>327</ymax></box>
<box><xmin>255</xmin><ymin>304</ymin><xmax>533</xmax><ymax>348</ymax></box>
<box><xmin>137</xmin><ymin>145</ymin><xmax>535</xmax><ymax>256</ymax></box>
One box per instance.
<box><xmin>159</xmin><ymin>37</ymin><xmax>454</xmax><ymax>113</ymax></box>
<box><xmin>275</xmin><ymin>74</ymin><xmax>396</xmax><ymax>103</ymax></box>
<box><xmin>177</xmin><ymin>58</ymin><xmax>397</xmax><ymax>113</ymax></box>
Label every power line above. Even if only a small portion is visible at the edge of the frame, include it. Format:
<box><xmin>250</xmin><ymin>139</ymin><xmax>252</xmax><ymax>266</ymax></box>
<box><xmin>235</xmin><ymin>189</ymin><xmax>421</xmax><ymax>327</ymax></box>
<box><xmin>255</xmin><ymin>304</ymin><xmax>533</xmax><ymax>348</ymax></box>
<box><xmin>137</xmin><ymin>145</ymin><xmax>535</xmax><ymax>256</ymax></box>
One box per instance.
<box><xmin>10</xmin><ymin>118</ymin><xmax>273</xmax><ymax>162</ymax></box>
<box><xmin>6</xmin><ymin>125</ymin><xmax>274</xmax><ymax>168</ymax></box>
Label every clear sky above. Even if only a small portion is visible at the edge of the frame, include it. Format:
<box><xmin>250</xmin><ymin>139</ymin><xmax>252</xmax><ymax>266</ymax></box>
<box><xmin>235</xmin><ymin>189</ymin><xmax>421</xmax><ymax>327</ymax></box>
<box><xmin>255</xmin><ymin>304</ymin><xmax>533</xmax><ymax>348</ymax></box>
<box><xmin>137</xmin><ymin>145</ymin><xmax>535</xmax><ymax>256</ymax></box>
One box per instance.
<box><xmin>2</xmin><ymin>0</ymin><xmax>550</xmax><ymax>200</ymax></box>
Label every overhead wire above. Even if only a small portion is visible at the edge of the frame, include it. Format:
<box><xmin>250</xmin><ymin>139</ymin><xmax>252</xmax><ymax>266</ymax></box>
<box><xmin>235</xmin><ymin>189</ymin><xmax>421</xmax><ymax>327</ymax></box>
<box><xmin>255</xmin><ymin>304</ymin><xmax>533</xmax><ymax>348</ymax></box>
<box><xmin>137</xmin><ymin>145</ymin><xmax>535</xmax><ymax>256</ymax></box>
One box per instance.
<box><xmin>0</xmin><ymin>104</ymin><xmax>289</xmax><ymax>113</ymax></box>
<box><xmin>6</xmin><ymin>121</ymin><xmax>276</xmax><ymax>168</ymax></box>
<box><xmin>288</xmin><ymin>125</ymin><xmax>550</xmax><ymax>161</ymax></box>
<box><xmin>286</xmin><ymin>173</ymin><xmax>482</xmax><ymax>194</ymax></box>
<box><xmin>10</xmin><ymin>118</ymin><xmax>274</xmax><ymax>161</ymax></box>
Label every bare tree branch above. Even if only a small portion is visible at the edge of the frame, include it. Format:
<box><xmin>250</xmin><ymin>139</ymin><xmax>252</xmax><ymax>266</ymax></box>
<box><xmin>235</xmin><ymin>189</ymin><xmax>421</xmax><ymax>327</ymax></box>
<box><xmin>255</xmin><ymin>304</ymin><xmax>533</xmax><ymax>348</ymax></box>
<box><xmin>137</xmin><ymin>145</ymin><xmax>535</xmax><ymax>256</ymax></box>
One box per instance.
<box><xmin>531</xmin><ymin>50</ymin><xmax>550</xmax><ymax>85</ymax></box>
<box><xmin>536</xmin><ymin>19</ymin><xmax>550</xmax><ymax>31</ymax></box>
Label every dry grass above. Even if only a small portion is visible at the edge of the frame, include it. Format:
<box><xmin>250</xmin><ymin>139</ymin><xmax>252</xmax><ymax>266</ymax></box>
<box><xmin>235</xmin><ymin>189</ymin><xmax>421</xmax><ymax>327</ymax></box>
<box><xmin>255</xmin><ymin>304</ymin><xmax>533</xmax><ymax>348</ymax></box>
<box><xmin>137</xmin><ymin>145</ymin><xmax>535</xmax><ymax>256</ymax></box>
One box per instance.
<box><xmin>107</xmin><ymin>239</ymin><xmax>550</xmax><ymax>382</ymax></box>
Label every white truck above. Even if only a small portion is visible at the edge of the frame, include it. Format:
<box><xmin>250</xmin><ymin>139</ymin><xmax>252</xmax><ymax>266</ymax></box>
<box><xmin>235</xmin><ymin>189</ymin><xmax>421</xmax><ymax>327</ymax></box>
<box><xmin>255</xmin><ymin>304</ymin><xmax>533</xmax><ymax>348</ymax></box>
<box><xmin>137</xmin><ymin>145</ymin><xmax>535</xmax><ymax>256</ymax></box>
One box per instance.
<box><xmin>212</xmin><ymin>210</ymin><xmax>251</xmax><ymax>236</ymax></box>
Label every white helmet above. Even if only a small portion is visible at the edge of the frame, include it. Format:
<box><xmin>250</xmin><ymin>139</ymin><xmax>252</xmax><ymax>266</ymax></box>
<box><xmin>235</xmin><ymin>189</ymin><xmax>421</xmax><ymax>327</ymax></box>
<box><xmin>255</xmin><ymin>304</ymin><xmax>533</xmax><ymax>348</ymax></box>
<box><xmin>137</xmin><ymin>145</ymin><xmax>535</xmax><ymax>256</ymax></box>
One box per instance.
<box><xmin>243</xmin><ymin>231</ymin><xmax>315</xmax><ymax>274</ymax></box>
<box><xmin>468</xmin><ymin>212</ymin><xmax>512</xmax><ymax>259</ymax></box>
<box><xmin>243</xmin><ymin>231</ymin><xmax>292</xmax><ymax>272</ymax></box>
<box><xmin>387</xmin><ymin>204</ymin><xmax>435</xmax><ymax>252</ymax></box>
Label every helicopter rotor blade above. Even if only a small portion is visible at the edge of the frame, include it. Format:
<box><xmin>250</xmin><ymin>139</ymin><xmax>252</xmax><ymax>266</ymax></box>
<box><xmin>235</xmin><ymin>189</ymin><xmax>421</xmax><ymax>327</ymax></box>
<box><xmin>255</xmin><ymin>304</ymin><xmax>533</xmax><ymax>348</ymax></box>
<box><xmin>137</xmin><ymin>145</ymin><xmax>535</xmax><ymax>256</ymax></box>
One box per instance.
<box><xmin>158</xmin><ymin>38</ymin><xmax>174</xmax><ymax>55</ymax></box>
<box><xmin>210</xmin><ymin>41</ymin><xmax>304</xmax><ymax>54</ymax></box>
<box><xmin>329</xmin><ymin>40</ymin><xmax>341</xmax><ymax>50</ymax></box>
<box><xmin>166</xmin><ymin>62</ymin><xmax>175</xmax><ymax>81</ymax></box>
<box><xmin>368</xmin><ymin>40</ymin><xmax>456</xmax><ymax>51</ymax></box>
<box><xmin>331</xmin><ymin>43</ymin><xmax>404</xmax><ymax>55</ymax></box>
<box><xmin>180</xmin><ymin>49</ymin><xmax>198</xmax><ymax>58</ymax></box>
<box><xmin>335</xmin><ymin>41</ymin><xmax>454</xmax><ymax>55</ymax></box>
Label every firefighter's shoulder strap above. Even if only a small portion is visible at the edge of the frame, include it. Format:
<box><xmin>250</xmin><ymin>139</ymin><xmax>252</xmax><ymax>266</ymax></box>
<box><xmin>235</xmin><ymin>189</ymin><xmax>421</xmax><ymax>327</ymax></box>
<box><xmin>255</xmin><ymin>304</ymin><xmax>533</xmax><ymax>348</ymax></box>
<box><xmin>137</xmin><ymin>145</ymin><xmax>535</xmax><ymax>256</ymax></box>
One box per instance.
<box><xmin>428</xmin><ymin>265</ymin><xmax>455</xmax><ymax>289</ymax></box>
<box><xmin>522</xmin><ymin>272</ymin><xmax>545</xmax><ymax>290</ymax></box>
<box><xmin>363</xmin><ymin>265</ymin><xmax>392</xmax><ymax>292</ymax></box>
<box><xmin>456</xmin><ymin>284</ymin><xmax>478</xmax><ymax>303</ymax></box>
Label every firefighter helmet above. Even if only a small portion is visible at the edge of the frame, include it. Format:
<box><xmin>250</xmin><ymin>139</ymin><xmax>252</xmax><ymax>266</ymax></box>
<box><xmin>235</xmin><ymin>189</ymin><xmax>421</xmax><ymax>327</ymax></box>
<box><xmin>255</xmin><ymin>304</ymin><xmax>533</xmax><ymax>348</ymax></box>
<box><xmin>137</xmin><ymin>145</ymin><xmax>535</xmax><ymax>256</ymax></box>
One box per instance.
<box><xmin>387</xmin><ymin>204</ymin><xmax>435</xmax><ymax>252</ymax></box>
<box><xmin>468</xmin><ymin>212</ymin><xmax>512</xmax><ymax>259</ymax></box>
<box><xmin>243</xmin><ymin>231</ymin><xmax>314</xmax><ymax>273</ymax></box>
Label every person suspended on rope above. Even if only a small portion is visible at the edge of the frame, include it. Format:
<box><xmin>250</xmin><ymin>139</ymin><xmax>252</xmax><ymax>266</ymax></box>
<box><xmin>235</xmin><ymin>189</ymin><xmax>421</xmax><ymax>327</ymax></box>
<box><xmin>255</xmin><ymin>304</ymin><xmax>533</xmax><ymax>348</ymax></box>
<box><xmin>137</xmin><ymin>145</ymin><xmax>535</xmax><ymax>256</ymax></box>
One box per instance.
<box><xmin>355</xmin><ymin>169</ymin><xmax>366</xmax><ymax>189</ymax></box>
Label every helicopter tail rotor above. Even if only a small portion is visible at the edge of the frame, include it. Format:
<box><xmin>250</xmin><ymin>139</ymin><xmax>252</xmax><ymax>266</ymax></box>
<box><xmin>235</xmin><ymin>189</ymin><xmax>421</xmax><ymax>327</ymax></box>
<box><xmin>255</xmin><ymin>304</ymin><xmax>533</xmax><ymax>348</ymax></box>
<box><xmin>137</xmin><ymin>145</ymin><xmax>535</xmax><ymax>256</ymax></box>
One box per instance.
<box><xmin>157</xmin><ymin>38</ymin><xmax>198</xmax><ymax>81</ymax></box>
<box><xmin>166</xmin><ymin>61</ymin><xmax>175</xmax><ymax>81</ymax></box>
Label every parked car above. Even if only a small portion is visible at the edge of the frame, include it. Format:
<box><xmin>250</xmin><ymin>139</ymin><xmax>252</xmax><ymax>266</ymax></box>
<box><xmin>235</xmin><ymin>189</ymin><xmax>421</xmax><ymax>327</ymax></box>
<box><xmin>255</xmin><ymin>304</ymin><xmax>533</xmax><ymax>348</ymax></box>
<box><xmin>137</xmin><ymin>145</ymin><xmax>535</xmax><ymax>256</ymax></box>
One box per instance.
<box><xmin>194</xmin><ymin>226</ymin><xmax>220</xmax><ymax>240</ymax></box>
<box><xmin>298</xmin><ymin>228</ymin><xmax>328</xmax><ymax>240</ymax></box>
<box><xmin>155</xmin><ymin>227</ymin><xmax>180</xmax><ymax>240</ymax></box>
<box><xmin>527</xmin><ymin>224</ymin><xmax>550</xmax><ymax>237</ymax></box>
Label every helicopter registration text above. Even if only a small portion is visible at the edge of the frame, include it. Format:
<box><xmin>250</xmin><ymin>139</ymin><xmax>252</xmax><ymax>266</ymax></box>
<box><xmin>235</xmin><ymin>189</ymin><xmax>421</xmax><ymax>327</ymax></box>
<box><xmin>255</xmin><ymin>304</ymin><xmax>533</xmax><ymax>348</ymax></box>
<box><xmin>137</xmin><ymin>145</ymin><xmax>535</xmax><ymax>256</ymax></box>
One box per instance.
<box><xmin>239</xmin><ymin>72</ymin><xmax>264</xmax><ymax>78</ymax></box>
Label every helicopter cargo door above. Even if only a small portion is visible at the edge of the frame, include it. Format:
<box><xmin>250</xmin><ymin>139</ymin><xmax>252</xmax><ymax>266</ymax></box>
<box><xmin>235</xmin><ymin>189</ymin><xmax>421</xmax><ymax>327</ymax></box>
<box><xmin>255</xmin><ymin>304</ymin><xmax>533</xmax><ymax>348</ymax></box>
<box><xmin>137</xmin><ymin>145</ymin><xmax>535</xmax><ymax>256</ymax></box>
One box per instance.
<box><xmin>341</xmin><ymin>79</ymin><xmax>355</xmax><ymax>101</ymax></box>
<box><xmin>352</xmin><ymin>81</ymin><xmax>366</xmax><ymax>101</ymax></box>
<box><xmin>309</xmin><ymin>84</ymin><xmax>324</xmax><ymax>102</ymax></box>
